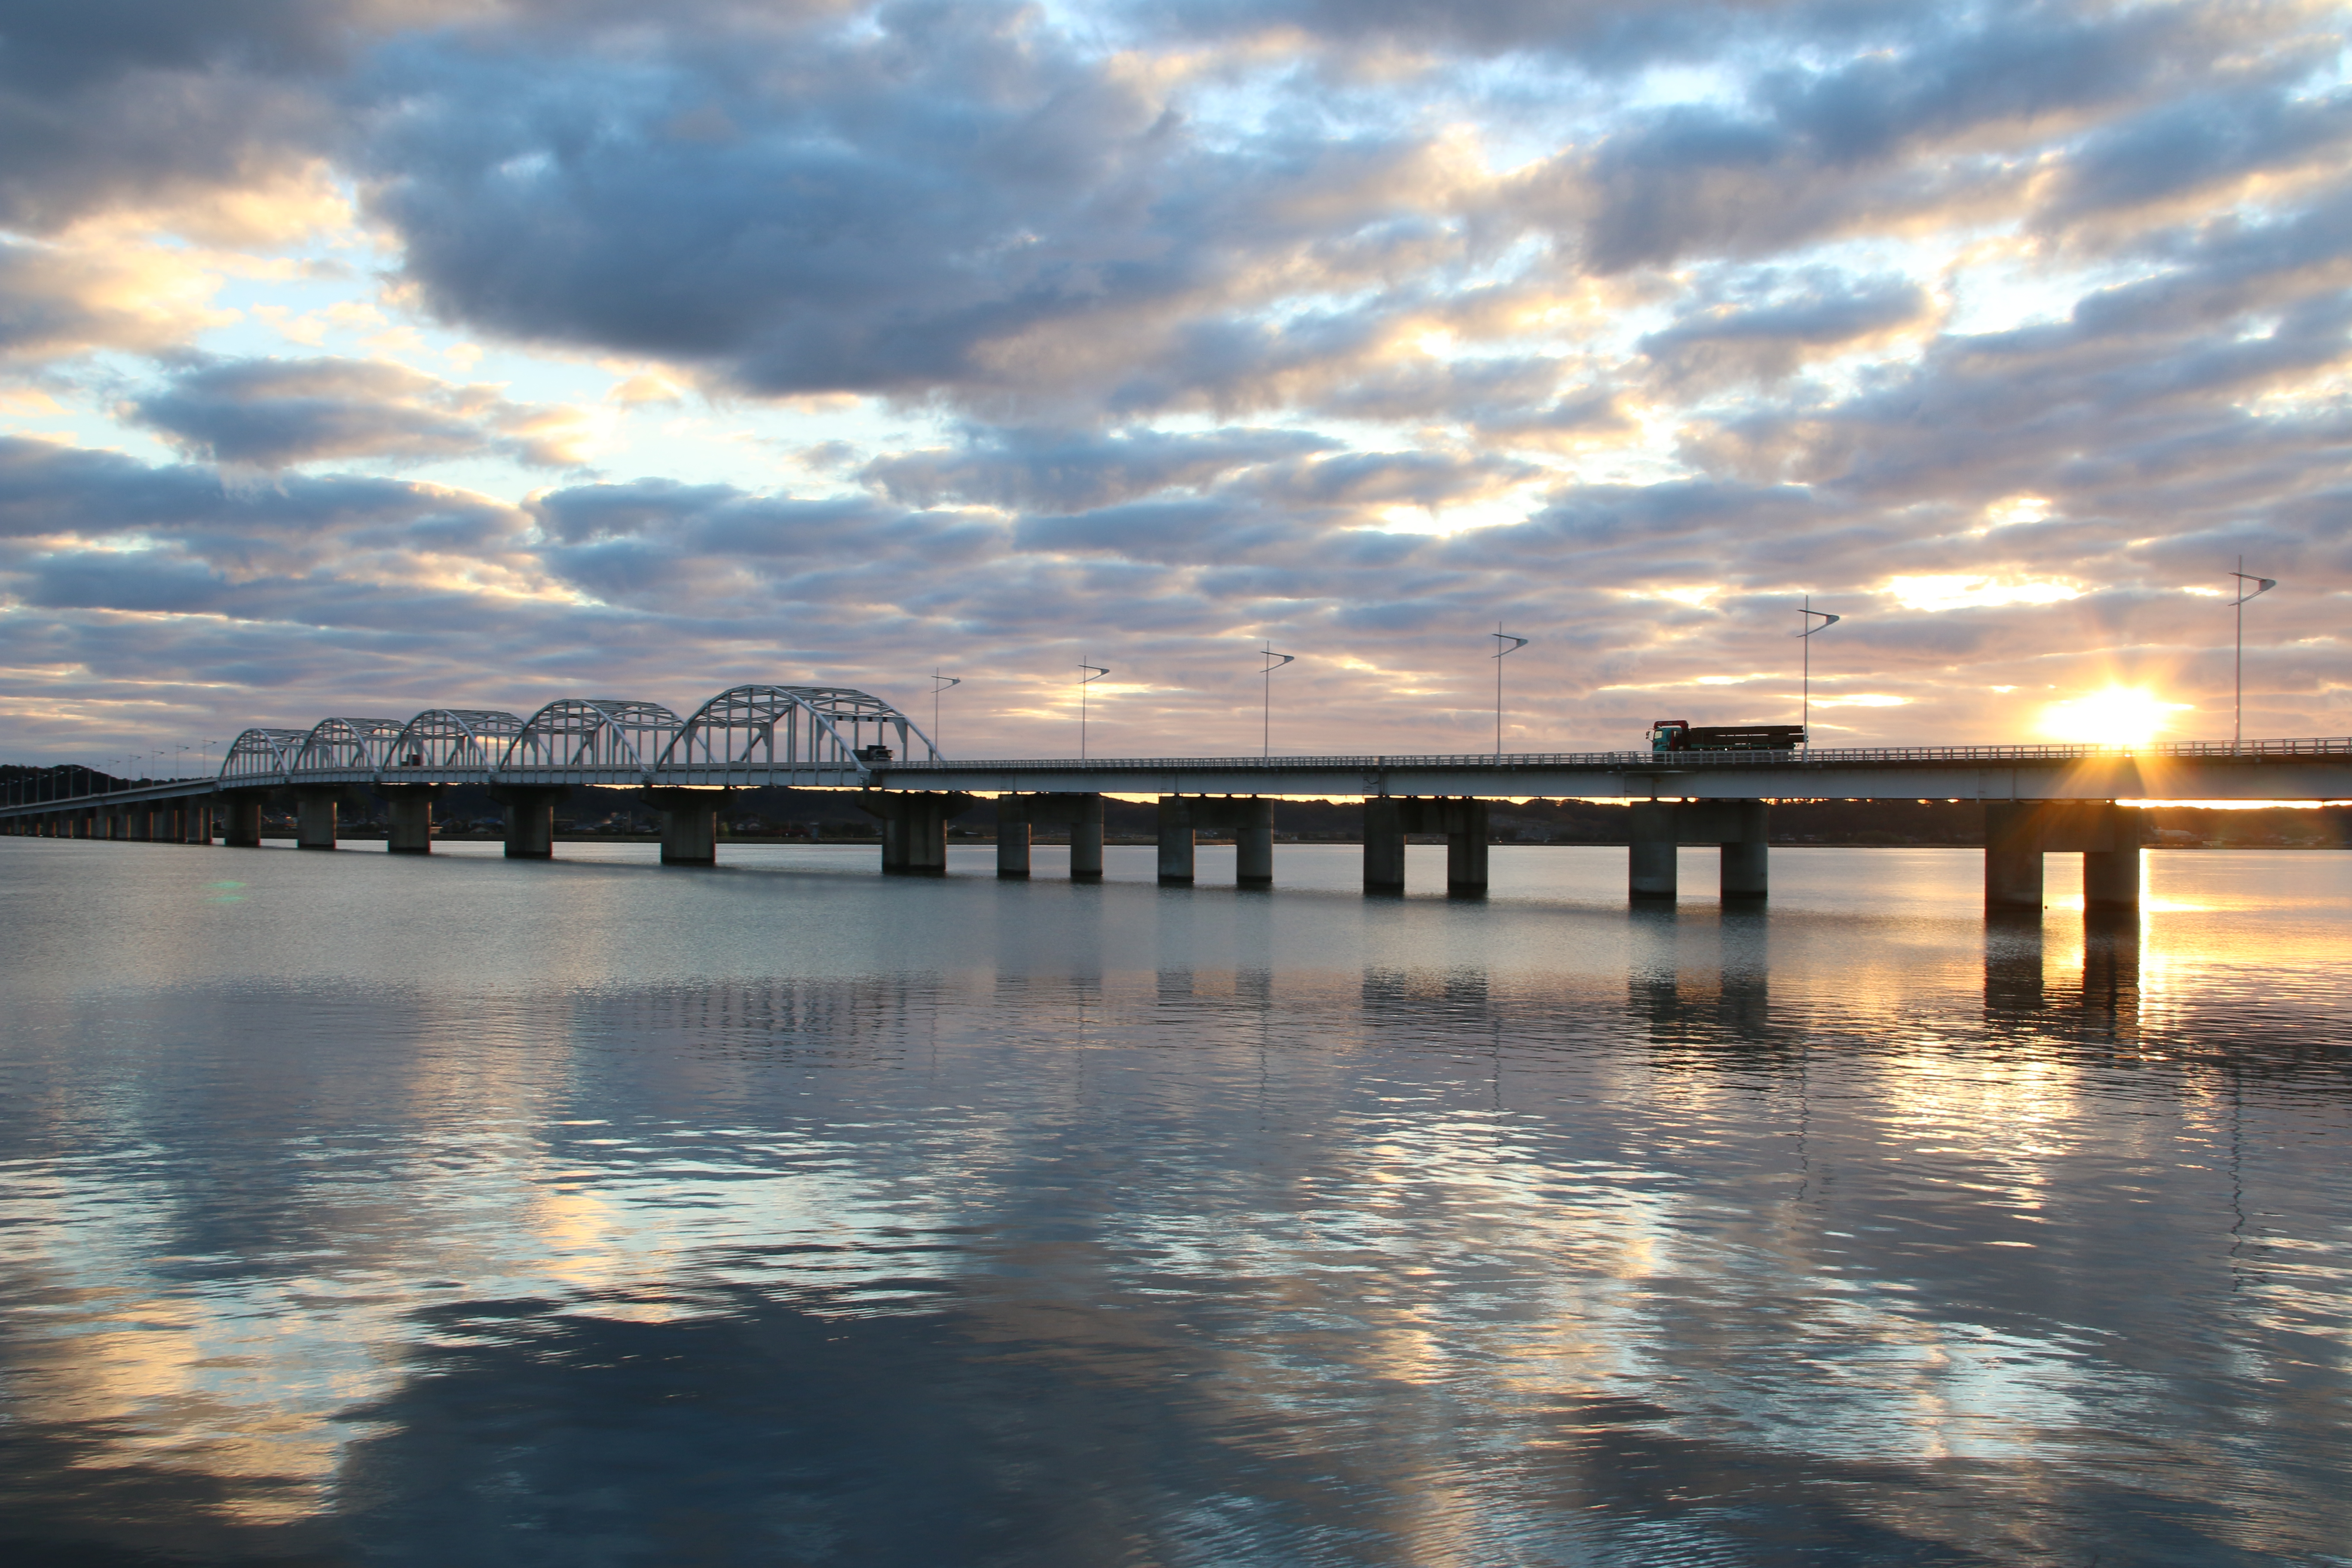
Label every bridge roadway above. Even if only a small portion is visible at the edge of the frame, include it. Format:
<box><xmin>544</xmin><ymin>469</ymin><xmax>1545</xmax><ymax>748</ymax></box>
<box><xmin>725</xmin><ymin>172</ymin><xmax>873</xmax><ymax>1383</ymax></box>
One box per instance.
<box><xmin>869</xmin><ymin>741</ymin><xmax>2352</xmax><ymax>803</ymax></box>
<box><xmin>3</xmin><ymin>679</ymin><xmax>2345</xmax><ymax>909</ymax></box>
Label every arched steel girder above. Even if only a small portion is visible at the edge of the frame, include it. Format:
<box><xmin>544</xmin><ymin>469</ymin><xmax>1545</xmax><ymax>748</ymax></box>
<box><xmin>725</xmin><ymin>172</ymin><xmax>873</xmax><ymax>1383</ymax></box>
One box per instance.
<box><xmin>200</xmin><ymin>685</ymin><xmax>928</xmax><ymax>790</ymax></box>
<box><xmin>219</xmin><ymin>728</ymin><xmax>309</xmax><ymax>786</ymax></box>
<box><xmin>383</xmin><ymin>709</ymin><xmax>526</xmax><ymax>779</ymax></box>
<box><xmin>656</xmin><ymin>684</ymin><xmax>939</xmax><ymax>784</ymax></box>
<box><xmin>295</xmin><ymin>717</ymin><xmax>411</xmax><ymax>781</ymax></box>
<box><xmin>500</xmin><ymin>698</ymin><xmax>684</xmax><ymax>784</ymax></box>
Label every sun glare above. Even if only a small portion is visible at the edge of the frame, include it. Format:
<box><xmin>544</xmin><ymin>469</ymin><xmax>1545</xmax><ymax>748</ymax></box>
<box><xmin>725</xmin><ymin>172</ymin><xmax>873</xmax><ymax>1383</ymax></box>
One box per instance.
<box><xmin>2035</xmin><ymin>687</ymin><xmax>2191</xmax><ymax>747</ymax></box>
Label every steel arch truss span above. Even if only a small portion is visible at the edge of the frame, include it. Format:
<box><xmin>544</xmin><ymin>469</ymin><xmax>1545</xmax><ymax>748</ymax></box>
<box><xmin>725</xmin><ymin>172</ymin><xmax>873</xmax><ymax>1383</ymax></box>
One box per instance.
<box><xmin>296</xmin><ymin>718</ymin><xmax>412</xmax><ymax>783</ymax></box>
<box><xmin>99</xmin><ymin>683</ymin><xmax>926</xmax><ymax>797</ymax></box>
<box><xmin>502</xmin><ymin>699</ymin><xmax>685</xmax><ymax>785</ymax></box>
<box><xmin>219</xmin><ymin>728</ymin><xmax>311</xmax><ymax>787</ymax></box>
<box><xmin>657</xmin><ymin>684</ymin><xmax>938</xmax><ymax>786</ymax></box>
<box><xmin>383</xmin><ymin>710</ymin><xmax>526</xmax><ymax>783</ymax></box>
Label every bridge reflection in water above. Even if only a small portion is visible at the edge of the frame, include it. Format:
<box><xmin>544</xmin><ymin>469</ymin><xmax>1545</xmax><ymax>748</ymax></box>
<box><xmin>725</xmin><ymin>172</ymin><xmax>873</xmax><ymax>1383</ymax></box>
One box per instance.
<box><xmin>5</xmin><ymin>679</ymin><xmax>2348</xmax><ymax>913</ymax></box>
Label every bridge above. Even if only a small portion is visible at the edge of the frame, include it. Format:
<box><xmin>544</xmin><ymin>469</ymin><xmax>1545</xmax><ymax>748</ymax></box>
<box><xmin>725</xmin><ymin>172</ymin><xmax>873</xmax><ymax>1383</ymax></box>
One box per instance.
<box><xmin>5</xmin><ymin>680</ymin><xmax>2348</xmax><ymax>910</ymax></box>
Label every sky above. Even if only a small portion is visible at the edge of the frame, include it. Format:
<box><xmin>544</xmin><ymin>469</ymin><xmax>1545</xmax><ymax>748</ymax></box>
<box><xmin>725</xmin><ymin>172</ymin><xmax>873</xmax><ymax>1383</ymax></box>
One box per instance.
<box><xmin>1</xmin><ymin>0</ymin><xmax>2347</xmax><ymax>768</ymax></box>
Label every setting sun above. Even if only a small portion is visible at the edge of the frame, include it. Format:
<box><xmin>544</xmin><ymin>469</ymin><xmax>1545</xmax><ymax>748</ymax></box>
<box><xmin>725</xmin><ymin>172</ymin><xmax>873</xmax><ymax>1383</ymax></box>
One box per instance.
<box><xmin>2036</xmin><ymin>686</ymin><xmax>2193</xmax><ymax>747</ymax></box>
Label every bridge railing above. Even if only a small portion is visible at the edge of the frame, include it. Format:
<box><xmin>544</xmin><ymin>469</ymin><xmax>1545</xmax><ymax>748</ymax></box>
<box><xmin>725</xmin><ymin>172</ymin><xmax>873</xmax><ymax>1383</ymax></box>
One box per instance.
<box><xmin>10</xmin><ymin>729</ymin><xmax>2352</xmax><ymax>812</ymax></box>
<box><xmin>882</xmin><ymin>737</ymin><xmax>2352</xmax><ymax>772</ymax></box>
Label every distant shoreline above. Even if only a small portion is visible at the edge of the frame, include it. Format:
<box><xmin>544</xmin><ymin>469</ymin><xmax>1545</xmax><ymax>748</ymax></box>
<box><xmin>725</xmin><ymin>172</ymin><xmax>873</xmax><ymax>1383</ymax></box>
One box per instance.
<box><xmin>287</xmin><ymin>833</ymin><xmax>2349</xmax><ymax>851</ymax></box>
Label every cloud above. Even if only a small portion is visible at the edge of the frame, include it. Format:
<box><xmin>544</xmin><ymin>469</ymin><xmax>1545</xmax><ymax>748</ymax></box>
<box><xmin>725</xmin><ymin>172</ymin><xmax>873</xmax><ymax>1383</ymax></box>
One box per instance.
<box><xmin>0</xmin><ymin>434</ymin><xmax>524</xmax><ymax>567</ymax></box>
<box><xmin>863</xmin><ymin>427</ymin><xmax>1339</xmax><ymax>512</ymax></box>
<box><xmin>355</xmin><ymin>5</ymin><xmax>1202</xmax><ymax>399</ymax></box>
<box><xmin>1128</xmin><ymin>0</ymin><xmax>1910</xmax><ymax>70</ymax></box>
<box><xmin>1639</xmin><ymin>274</ymin><xmax>1932</xmax><ymax>389</ymax></box>
<box><xmin>1502</xmin><ymin>2</ymin><xmax>2318</xmax><ymax>273</ymax></box>
<box><xmin>2040</xmin><ymin>84</ymin><xmax>2352</xmax><ymax>230</ymax></box>
<box><xmin>344</xmin><ymin>4</ymin><xmax>1498</xmax><ymax>417</ymax></box>
<box><xmin>0</xmin><ymin>1</ymin><xmax>410</xmax><ymax>239</ymax></box>
<box><xmin>0</xmin><ymin>237</ymin><xmax>230</xmax><ymax>361</ymax></box>
<box><xmin>0</xmin><ymin>1</ymin><xmax>2349</xmax><ymax>757</ymax></box>
<box><xmin>124</xmin><ymin>355</ymin><xmax>593</xmax><ymax>469</ymax></box>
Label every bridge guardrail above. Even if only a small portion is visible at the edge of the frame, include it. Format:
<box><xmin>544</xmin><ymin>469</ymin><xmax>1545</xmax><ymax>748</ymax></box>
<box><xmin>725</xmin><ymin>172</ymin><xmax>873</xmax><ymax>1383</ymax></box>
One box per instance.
<box><xmin>9</xmin><ymin>726</ymin><xmax>2351</xmax><ymax>815</ymax></box>
<box><xmin>879</xmin><ymin>737</ymin><xmax>2352</xmax><ymax>772</ymax></box>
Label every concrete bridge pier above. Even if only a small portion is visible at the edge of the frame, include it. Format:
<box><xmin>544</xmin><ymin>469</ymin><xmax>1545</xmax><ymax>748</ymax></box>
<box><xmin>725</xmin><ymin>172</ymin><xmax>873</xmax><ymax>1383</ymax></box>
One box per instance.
<box><xmin>992</xmin><ymin>793</ymin><xmax>1102</xmax><ymax>879</ymax></box>
<box><xmin>222</xmin><ymin>795</ymin><xmax>264</xmax><ymax>848</ymax></box>
<box><xmin>656</xmin><ymin>790</ymin><xmax>717</xmax><ymax>866</ymax></box>
<box><xmin>1361</xmin><ymin>796</ymin><xmax>1487</xmax><ymax>894</ymax></box>
<box><xmin>1684</xmin><ymin>799</ymin><xmax>1769</xmax><ymax>900</ymax></box>
<box><xmin>496</xmin><ymin>785</ymin><xmax>569</xmax><ymax>860</ymax></box>
<box><xmin>995</xmin><ymin>795</ymin><xmax>1031</xmax><ymax>877</ymax></box>
<box><xmin>2084</xmin><ymin>826</ymin><xmax>2142</xmax><ymax>911</ymax></box>
<box><xmin>856</xmin><ymin>791</ymin><xmax>975</xmax><ymax>874</ymax></box>
<box><xmin>1983</xmin><ymin>805</ymin><xmax>2045</xmax><ymax>909</ymax></box>
<box><xmin>1363</xmin><ymin>796</ymin><xmax>1406</xmax><ymax>892</ymax></box>
<box><xmin>1718</xmin><ymin>802</ymin><xmax>1769</xmax><ymax>900</ymax></box>
<box><xmin>1629</xmin><ymin>802</ymin><xmax>1677</xmax><ymax>899</ymax></box>
<box><xmin>1629</xmin><ymin>800</ymin><xmax>1770</xmax><ymax>901</ymax></box>
<box><xmin>1443</xmin><ymin>798</ymin><xmax>1489</xmax><ymax>895</ymax></box>
<box><xmin>1156</xmin><ymin>796</ymin><xmax>1194</xmax><ymax>885</ymax></box>
<box><xmin>1236</xmin><ymin>797</ymin><xmax>1275</xmax><ymax>886</ymax></box>
<box><xmin>1069</xmin><ymin>793</ymin><xmax>1104</xmax><ymax>880</ymax></box>
<box><xmin>1159</xmin><ymin>796</ymin><xmax>1277</xmax><ymax>886</ymax></box>
<box><xmin>294</xmin><ymin>787</ymin><xmax>340</xmax><ymax>850</ymax></box>
<box><xmin>377</xmin><ymin>784</ymin><xmax>441</xmax><ymax>854</ymax></box>
<box><xmin>1984</xmin><ymin>802</ymin><xmax>2143</xmax><ymax>911</ymax></box>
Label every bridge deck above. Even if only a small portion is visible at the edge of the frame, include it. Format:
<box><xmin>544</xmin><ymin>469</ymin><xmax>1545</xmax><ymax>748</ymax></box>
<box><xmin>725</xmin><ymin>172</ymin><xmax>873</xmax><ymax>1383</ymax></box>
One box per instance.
<box><xmin>872</xmin><ymin>744</ymin><xmax>2352</xmax><ymax>802</ymax></box>
<box><xmin>6</xmin><ymin>737</ymin><xmax>2349</xmax><ymax>818</ymax></box>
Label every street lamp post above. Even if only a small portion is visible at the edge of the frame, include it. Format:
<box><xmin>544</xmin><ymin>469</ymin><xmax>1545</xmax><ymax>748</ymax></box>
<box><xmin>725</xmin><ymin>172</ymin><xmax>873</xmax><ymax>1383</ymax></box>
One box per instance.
<box><xmin>1079</xmin><ymin>662</ymin><xmax>1110</xmax><ymax>760</ymax></box>
<box><xmin>931</xmin><ymin>672</ymin><xmax>960</xmax><ymax>761</ymax></box>
<box><xmin>1259</xmin><ymin>642</ymin><xmax>1294</xmax><ymax>758</ymax></box>
<box><xmin>1795</xmin><ymin>596</ymin><xmax>1841</xmax><ymax>746</ymax></box>
<box><xmin>1491</xmin><ymin>628</ymin><xmax>1529</xmax><ymax>762</ymax></box>
<box><xmin>2230</xmin><ymin>557</ymin><xmax>2276</xmax><ymax>753</ymax></box>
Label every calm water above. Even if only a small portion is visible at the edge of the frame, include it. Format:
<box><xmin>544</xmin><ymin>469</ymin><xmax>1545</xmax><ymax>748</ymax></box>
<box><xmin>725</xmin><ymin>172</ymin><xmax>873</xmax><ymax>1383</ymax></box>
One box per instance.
<box><xmin>3</xmin><ymin>837</ymin><xmax>2349</xmax><ymax>1566</ymax></box>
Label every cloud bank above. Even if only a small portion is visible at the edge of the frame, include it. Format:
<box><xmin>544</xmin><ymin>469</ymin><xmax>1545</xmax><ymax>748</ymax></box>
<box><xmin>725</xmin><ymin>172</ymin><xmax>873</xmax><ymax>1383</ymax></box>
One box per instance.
<box><xmin>0</xmin><ymin>0</ymin><xmax>2345</xmax><ymax>761</ymax></box>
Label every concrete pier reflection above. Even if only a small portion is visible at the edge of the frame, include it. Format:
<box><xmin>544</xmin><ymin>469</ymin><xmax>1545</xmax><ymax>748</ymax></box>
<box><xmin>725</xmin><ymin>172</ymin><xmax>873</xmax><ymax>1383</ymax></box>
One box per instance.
<box><xmin>1629</xmin><ymin>904</ymin><xmax>1776</xmax><ymax>1047</ymax></box>
<box><xmin>1983</xmin><ymin>907</ymin><xmax>2141</xmax><ymax>1040</ymax></box>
